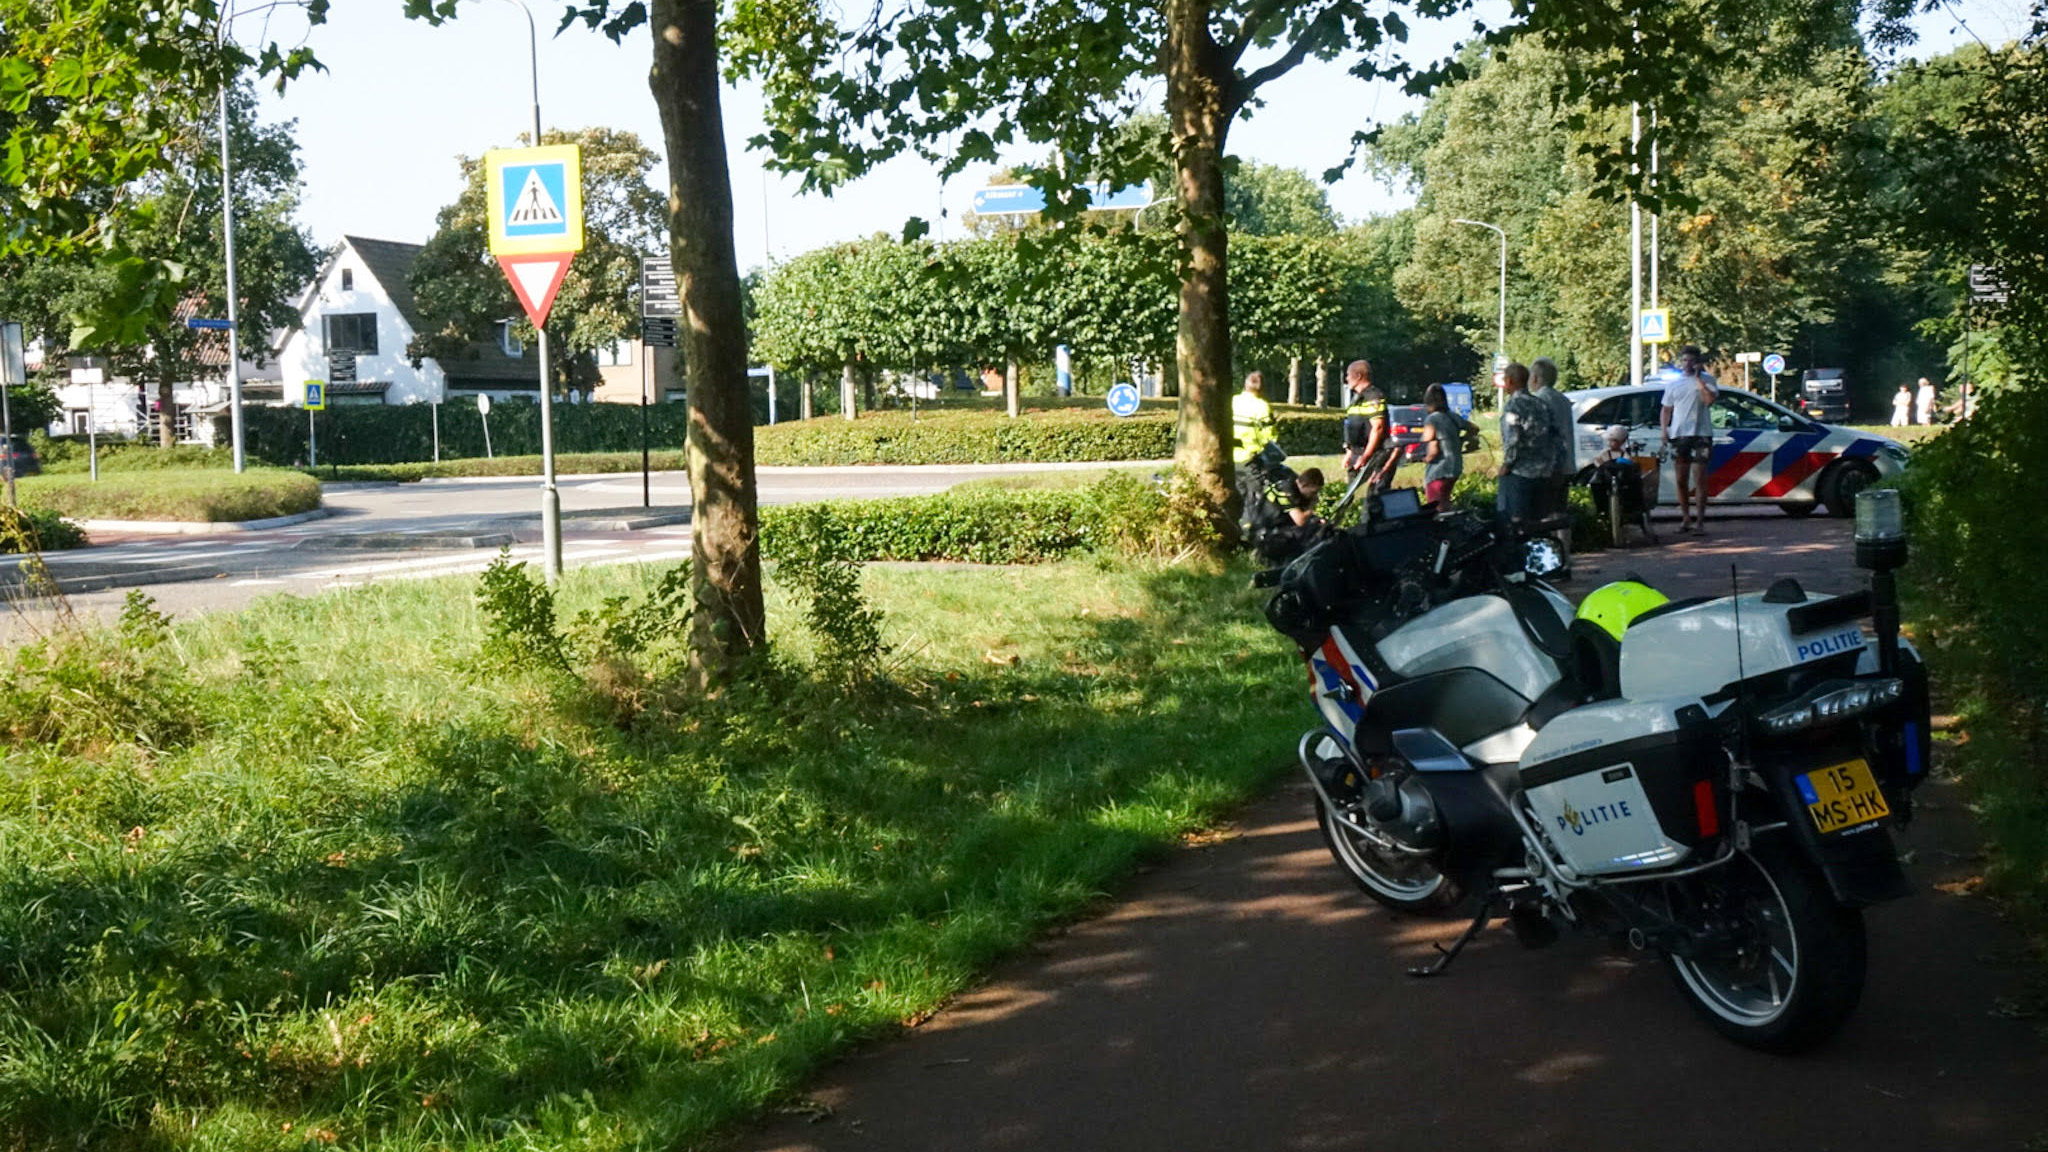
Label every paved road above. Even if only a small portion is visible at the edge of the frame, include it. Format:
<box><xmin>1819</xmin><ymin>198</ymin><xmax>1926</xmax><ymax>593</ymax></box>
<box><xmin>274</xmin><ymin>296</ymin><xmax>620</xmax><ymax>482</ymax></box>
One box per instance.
<box><xmin>738</xmin><ymin>509</ymin><xmax>2048</xmax><ymax>1152</ymax></box>
<box><xmin>0</xmin><ymin>463</ymin><xmax>1139</xmax><ymax>638</ymax></box>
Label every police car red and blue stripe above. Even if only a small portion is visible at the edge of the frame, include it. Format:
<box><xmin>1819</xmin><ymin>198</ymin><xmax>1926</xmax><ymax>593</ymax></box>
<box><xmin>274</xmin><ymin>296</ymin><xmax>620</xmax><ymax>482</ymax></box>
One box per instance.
<box><xmin>1569</xmin><ymin>382</ymin><xmax>1909</xmax><ymax>516</ymax></box>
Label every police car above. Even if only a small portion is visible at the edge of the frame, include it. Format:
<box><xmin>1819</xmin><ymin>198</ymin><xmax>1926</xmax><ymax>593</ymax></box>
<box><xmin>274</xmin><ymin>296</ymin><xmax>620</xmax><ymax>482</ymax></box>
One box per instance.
<box><xmin>1569</xmin><ymin>380</ymin><xmax>1909</xmax><ymax>517</ymax></box>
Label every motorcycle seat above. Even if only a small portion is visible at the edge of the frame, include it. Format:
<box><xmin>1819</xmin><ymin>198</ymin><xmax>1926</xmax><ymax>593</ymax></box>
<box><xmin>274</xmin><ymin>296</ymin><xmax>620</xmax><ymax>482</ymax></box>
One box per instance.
<box><xmin>1568</xmin><ymin>619</ymin><xmax>1624</xmax><ymax>702</ymax></box>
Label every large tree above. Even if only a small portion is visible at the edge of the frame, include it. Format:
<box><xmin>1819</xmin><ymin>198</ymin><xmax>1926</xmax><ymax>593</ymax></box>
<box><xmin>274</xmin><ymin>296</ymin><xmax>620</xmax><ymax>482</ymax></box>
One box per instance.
<box><xmin>723</xmin><ymin>0</ymin><xmax>1845</xmax><ymax>540</ymax></box>
<box><xmin>408</xmin><ymin>125</ymin><xmax>668</xmax><ymax>395</ymax></box>
<box><xmin>1375</xmin><ymin>19</ymin><xmax>1877</xmax><ymax>386</ymax></box>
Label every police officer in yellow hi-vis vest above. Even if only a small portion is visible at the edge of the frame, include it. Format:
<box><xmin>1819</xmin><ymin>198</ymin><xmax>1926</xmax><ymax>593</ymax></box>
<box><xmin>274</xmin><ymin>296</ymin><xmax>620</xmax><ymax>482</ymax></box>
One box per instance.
<box><xmin>1231</xmin><ymin>371</ymin><xmax>1277</xmax><ymax>466</ymax></box>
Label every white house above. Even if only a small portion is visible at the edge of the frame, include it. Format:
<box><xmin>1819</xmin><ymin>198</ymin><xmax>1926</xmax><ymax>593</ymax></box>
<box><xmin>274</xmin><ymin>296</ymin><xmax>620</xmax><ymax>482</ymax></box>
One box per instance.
<box><xmin>275</xmin><ymin>235</ymin><xmax>542</xmax><ymax>407</ymax></box>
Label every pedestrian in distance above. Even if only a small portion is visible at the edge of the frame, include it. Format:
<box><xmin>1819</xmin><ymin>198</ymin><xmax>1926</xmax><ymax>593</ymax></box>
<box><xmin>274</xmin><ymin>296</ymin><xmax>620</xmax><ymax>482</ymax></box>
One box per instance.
<box><xmin>1659</xmin><ymin>344</ymin><xmax>1718</xmax><ymax>535</ymax></box>
<box><xmin>1890</xmin><ymin>383</ymin><xmax>1913</xmax><ymax>427</ymax></box>
<box><xmin>1496</xmin><ymin>362</ymin><xmax>1558</xmax><ymax>527</ymax></box>
<box><xmin>1231</xmin><ymin>371</ymin><xmax>1277</xmax><ymax>467</ymax></box>
<box><xmin>1341</xmin><ymin>359</ymin><xmax>1395</xmax><ymax>490</ymax></box>
<box><xmin>1530</xmin><ymin>357</ymin><xmax>1575</xmax><ymax>511</ymax></box>
<box><xmin>1419</xmin><ymin>383</ymin><xmax>1464</xmax><ymax>512</ymax></box>
<box><xmin>1915</xmin><ymin>376</ymin><xmax>1936</xmax><ymax>426</ymax></box>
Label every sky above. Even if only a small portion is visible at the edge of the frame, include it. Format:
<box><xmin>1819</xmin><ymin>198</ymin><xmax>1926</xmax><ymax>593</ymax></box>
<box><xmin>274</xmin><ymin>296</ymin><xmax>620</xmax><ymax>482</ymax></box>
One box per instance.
<box><xmin>251</xmin><ymin>0</ymin><xmax>2036</xmax><ymax>275</ymax></box>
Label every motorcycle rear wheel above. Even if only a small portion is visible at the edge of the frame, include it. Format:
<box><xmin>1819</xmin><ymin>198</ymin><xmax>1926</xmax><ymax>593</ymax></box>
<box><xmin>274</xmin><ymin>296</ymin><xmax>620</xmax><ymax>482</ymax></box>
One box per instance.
<box><xmin>1314</xmin><ymin>797</ymin><xmax>1467</xmax><ymax>915</ymax></box>
<box><xmin>1664</xmin><ymin>843</ymin><xmax>1866</xmax><ymax>1053</ymax></box>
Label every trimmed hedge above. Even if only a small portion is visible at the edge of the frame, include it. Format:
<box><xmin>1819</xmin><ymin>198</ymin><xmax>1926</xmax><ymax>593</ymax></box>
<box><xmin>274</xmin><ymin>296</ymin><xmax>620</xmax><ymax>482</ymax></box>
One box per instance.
<box><xmin>17</xmin><ymin>469</ymin><xmax>321</xmax><ymax>523</ymax></box>
<box><xmin>761</xmin><ymin>489</ymin><xmax>1106</xmax><ymax>564</ymax></box>
<box><xmin>230</xmin><ymin>398</ymin><xmax>1349</xmax><ymax>469</ymax></box>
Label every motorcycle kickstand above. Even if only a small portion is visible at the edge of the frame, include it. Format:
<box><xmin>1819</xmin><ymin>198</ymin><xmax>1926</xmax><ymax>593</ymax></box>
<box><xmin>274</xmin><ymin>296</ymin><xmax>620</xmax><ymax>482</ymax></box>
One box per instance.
<box><xmin>1406</xmin><ymin>892</ymin><xmax>1500</xmax><ymax>979</ymax></box>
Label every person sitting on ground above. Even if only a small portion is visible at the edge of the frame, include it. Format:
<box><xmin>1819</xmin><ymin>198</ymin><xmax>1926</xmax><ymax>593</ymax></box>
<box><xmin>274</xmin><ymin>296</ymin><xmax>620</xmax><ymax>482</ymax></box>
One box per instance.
<box><xmin>1245</xmin><ymin>465</ymin><xmax>1327</xmax><ymax>565</ymax></box>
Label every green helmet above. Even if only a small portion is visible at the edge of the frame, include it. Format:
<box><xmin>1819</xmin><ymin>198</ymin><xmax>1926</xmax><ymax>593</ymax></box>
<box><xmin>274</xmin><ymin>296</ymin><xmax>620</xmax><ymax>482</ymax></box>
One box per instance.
<box><xmin>1575</xmin><ymin>580</ymin><xmax>1670</xmax><ymax>642</ymax></box>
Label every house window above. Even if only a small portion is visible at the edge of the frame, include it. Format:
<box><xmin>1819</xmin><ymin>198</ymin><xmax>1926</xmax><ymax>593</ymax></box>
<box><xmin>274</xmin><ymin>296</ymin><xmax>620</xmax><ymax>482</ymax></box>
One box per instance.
<box><xmin>498</xmin><ymin>321</ymin><xmax>524</xmax><ymax>358</ymax></box>
<box><xmin>596</xmin><ymin>339</ymin><xmax>633</xmax><ymax>367</ymax></box>
<box><xmin>324</xmin><ymin>312</ymin><xmax>379</xmax><ymax>355</ymax></box>
<box><xmin>341</xmin><ymin>268</ymin><xmax>354</xmax><ymax>292</ymax></box>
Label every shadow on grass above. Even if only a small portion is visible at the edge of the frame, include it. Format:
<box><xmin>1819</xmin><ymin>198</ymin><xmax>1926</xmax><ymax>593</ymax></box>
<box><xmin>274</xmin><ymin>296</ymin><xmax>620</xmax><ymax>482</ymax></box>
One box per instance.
<box><xmin>0</xmin><ymin>560</ymin><xmax>1305</xmax><ymax>1150</ymax></box>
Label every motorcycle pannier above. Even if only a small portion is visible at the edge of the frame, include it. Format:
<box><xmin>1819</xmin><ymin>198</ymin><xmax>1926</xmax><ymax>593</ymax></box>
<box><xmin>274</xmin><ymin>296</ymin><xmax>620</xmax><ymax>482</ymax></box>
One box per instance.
<box><xmin>1519</xmin><ymin>701</ymin><xmax>1728</xmax><ymax>877</ymax></box>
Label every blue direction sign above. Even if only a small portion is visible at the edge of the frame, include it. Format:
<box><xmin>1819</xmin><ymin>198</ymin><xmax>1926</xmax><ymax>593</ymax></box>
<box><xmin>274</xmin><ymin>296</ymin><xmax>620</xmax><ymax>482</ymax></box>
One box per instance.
<box><xmin>971</xmin><ymin>183</ymin><xmax>1153</xmax><ymax>216</ymax></box>
<box><xmin>1106</xmin><ymin>382</ymin><xmax>1141</xmax><ymax>418</ymax></box>
<box><xmin>185</xmin><ymin>318</ymin><xmax>235</xmax><ymax>331</ymax></box>
<box><xmin>1763</xmin><ymin>353</ymin><xmax>1787</xmax><ymax>376</ymax></box>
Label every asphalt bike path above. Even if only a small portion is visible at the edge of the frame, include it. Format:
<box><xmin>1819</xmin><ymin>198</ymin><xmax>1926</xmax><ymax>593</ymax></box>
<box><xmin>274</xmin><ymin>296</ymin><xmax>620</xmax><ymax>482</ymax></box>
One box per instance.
<box><xmin>739</xmin><ymin>510</ymin><xmax>2046</xmax><ymax>1152</ymax></box>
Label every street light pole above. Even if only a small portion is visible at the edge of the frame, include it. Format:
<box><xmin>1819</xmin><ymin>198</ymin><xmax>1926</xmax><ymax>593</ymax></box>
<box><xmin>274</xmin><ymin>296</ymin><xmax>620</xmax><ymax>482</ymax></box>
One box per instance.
<box><xmin>487</xmin><ymin>0</ymin><xmax>563</xmax><ymax>581</ymax></box>
<box><xmin>217</xmin><ymin>6</ymin><xmax>248</xmax><ymax>473</ymax></box>
<box><xmin>1452</xmin><ymin>218</ymin><xmax>1507</xmax><ymax>369</ymax></box>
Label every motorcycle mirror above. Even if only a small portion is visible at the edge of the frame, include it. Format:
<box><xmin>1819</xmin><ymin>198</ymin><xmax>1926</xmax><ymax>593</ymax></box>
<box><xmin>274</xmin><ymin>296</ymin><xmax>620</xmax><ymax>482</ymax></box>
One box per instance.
<box><xmin>1522</xmin><ymin>537</ymin><xmax>1568</xmax><ymax>579</ymax></box>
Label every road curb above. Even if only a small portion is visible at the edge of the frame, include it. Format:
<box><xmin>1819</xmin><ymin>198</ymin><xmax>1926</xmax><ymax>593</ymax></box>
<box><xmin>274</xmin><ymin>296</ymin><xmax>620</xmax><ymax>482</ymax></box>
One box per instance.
<box><xmin>74</xmin><ymin>508</ymin><xmax>336</xmax><ymax>536</ymax></box>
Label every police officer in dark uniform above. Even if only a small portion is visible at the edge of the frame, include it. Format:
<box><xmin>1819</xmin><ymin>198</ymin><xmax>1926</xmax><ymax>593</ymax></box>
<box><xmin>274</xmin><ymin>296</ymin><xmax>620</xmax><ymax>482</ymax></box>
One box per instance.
<box><xmin>1341</xmin><ymin>359</ymin><xmax>1396</xmax><ymax>492</ymax></box>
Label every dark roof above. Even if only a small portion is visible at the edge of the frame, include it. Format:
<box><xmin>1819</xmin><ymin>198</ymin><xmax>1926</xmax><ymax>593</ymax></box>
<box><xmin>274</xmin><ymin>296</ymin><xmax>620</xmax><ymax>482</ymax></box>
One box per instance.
<box><xmin>328</xmin><ymin>236</ymin><xmax>538</xmax><ymax>389</ymax></box>
<box><xmin>342</xmin><ymin>236</ymin><xmax>424</xmax><ymax>330</ymax></box>
<box><xmin>328</xmin><ymin>380</ymin><xmax>390</xmax><ymax>395</ymax></box>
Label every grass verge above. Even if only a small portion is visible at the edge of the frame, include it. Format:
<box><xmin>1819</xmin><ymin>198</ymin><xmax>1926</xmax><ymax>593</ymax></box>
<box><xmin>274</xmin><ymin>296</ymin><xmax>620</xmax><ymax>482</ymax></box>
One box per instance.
<box><xmin>16</xmin><ymin>469</ymin><xmax>321</xmax><ymax>523</ymax></box>
<box><xmin>0</xmin><ymin>557</ymin><xmax>1302</xmax><ymax>1149</ymax></box>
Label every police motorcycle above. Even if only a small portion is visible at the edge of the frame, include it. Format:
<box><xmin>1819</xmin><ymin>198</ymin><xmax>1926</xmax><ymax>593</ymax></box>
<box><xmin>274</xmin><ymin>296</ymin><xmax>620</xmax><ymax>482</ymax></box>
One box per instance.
<box><xmin>1258</xmin><ymin>486</ymin><xmax>1932</xmax><ymax>1052</ymax></box>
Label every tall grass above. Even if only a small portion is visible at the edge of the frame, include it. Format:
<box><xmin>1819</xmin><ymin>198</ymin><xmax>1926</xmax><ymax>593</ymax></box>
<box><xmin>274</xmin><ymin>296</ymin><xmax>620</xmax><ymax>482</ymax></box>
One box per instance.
<box><xmin>0</xmin><ymin>558</ymin><xmax>1302</xmax><ymax>1149</ymax></box>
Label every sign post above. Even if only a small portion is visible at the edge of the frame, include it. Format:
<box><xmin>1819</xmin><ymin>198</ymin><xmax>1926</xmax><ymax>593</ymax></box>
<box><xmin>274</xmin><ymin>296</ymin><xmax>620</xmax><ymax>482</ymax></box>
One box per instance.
<box><xmin>640</xmin><ymin>254</ymin><xmax>680</xmax><ymax>509</ymax></box>
<box><xmin>303</xmin><ymin>381</ymin><xmax>326</xmax><ymax>467</ymax></box>
<box><xmin>477</xmin><ymin>392</ymin><xmax>494</xmax><ymax>459</ymax></box>
<box><xmin>1735</xmin><ymin>350</ymin><xmax>1761</xmax><ymax>393</ymax></box>
<box><xmin>1762</xmin><ymin>353</ymin><xmax>1786</xmax><ymax>403</ymax></box>
<box><xmin>487</xmin><ymin>143</ymin><xmax>584</xmax><ymax>582</ymax></box>
<box><xmin>0</xmin><ymin>322</ymin><xmax>22</xmax><ymax>507</ymax></box>
<box><xmin>1105</xmin><ymin>382</ymin><xmax>1141</xmax><ymax>418</ymax></box>
<box><xmin>69</xmin><ymin>359</ymin><xmax>106</xmax><ymax>482</ymax></box>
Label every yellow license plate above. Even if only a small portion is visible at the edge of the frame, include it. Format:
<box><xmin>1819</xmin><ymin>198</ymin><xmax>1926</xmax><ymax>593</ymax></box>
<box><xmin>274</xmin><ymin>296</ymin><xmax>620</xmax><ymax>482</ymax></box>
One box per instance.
<box><xmin>1797</xmin><ymin>759</ymin><xmax>1891</xmax><ymax>834</ymax></box>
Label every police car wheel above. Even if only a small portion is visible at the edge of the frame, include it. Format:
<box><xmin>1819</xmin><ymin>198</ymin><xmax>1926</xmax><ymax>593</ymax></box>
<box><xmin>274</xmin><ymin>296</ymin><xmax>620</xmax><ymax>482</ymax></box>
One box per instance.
<box><xmin>1821</xmin><ymin>462</ymin><xmax>1878</xmax><ymax>518</ymax></box>
<box><xmin>1779</xmin><ymin>501</ymin><xmax>1818</xmax><ymax>518</ymax></box>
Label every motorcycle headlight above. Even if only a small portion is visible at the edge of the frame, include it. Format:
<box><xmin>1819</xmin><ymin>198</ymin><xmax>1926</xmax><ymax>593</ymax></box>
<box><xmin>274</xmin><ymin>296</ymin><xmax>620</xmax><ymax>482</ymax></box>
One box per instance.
<box><xmin>1758</xmin><ymin>678</ymin><xmax>1905</xmax><ymax>734</ymax></box>
<box><xmin>1522</xmin><ymin>537</ymin><xmax>1567</xmax><ymax>579</ymax></box>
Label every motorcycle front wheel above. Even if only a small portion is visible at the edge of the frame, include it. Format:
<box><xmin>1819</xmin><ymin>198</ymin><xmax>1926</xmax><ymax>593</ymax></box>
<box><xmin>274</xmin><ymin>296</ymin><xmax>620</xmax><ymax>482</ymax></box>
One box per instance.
<box><xmin>1314</xmin><ymin>797</ymin><xmax>1467</xmax><ymax>915</ymax></box>
<box><xmin>1664</xmin><ymin>843</ymin><xmax>1866</xmax><ymax>1053</ymax></box>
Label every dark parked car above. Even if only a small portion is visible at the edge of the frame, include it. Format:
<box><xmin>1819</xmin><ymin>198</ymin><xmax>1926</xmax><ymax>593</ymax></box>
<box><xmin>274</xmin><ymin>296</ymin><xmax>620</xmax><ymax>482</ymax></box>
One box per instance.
<box><xmin>0</xmin><ymin>435</ymin><xmax>37</xmax><ymax>478</ymax></box>
<box><xmin>1386</xmin><ymin>404</ymin><xmax>1430</xmax><ymax>462</ymax></box>
<box><xmin>1799</xmin><ymin>369</ymin><xmax>1851</xmax><ymax>422</ymax></box>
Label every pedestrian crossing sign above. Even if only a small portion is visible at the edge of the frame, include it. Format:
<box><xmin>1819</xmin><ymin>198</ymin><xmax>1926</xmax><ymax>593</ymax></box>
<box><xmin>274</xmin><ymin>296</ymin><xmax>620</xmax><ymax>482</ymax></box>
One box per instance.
<box><xmin>304</xmin><ymin>381</ymin><xmax>326</xmax><ymax>411</ymax></box>
<box><xmin>485</xmin><ymin>144</ymin><xmax>584</xmax><ymax>256</ymax></box>
<box><xmin>1639</xmin><ymin>308</ymin><xmax>1671</xmax><ymax>344</ymax></box>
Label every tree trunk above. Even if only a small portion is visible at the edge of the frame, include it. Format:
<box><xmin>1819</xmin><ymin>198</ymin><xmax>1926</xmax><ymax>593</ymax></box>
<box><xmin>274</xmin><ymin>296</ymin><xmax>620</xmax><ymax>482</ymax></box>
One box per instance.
<box><xmin>1005</xmin><ymin>360</ymin><xmax>1020</xmax><ymax>418</ymax></box>
<box><xmin>801</xmin><ymin>371</ymin><xmax>814</xmax><ymax>421</ymax></box>
<box><xmin>1160</xmin><ymin>357</ymin><xmax>1178</xmax><ymax>398</ymax></box>
<box><xmin>840</xmin><ymin>362</ymin><xmax>857</xmax><ymax>420</ymax></box>
<box><xmin>651</xmin><ymin>0</ymin><xmax>765</xmax><ymax>685</ymax></box>
<box><xmin>1287</xmin><ymin>355</ymin><xmax>1302</xmax><ymax>405</ymax></box>
<box><xmin>1315</xmin><ymin>356</ymin><xmax>1330</xmax><ymax>407</ymax></box>
<box><xmin>1166</xmin><ymin>0</ymin><xmax>1236</xmax><ymax>541</ymax></box>
<box><xmin>157</xmin><ymin>377</ymin><xmax>176</xmax><ymax>447</ymax></box>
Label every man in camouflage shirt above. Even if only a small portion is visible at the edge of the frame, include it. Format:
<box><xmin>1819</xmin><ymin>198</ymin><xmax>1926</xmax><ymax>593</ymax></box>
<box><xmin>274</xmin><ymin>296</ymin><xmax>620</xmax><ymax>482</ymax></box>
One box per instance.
<box><xmin>1496</xmin><ymin>361</ymin><xmax>1559</xmax><ymax>526</ymax></box>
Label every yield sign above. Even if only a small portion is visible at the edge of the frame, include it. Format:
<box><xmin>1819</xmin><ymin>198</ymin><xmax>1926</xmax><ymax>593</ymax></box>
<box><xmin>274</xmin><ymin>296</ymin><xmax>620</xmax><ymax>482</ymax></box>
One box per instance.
<box><xmin>498</xmin><ymin>252</ymin><xmax>575</xmax><ymax>328</ymax></box>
